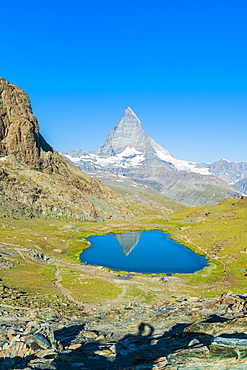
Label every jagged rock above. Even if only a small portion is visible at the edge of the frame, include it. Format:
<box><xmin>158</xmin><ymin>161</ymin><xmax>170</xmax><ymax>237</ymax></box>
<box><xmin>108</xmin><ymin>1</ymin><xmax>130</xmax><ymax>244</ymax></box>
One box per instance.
<box><xmin>32</xmin><ymin>333</ymin><xmax>51</xmax><ymax>349</ymax></box>
<box><xmin>219</xmin><ymin>296</ymin><xmax>244</xmax><ymax>311</ymax></box>
<box><xmin>29</xmin><ymin>250</ymin><xmax>50</xmax><ymax>263</ymax></box>
<box><xmin>0</xmin><ymin>320</ymin><xmax>61</xmax><ymax>368</ymax></box>
<box><xmin>1</xmin><ymin>295</ymin><xmax>247</xmax><ymax>369</ymax></box>
<box><xmin>0</xmin><ymin>259</ymin><xmax>13</xmax><ymax>270</ymax></box>
<box><xmin>0</xmin><ymin>78</ymin><xmax>132</xmax><ymax>221</ymax></box>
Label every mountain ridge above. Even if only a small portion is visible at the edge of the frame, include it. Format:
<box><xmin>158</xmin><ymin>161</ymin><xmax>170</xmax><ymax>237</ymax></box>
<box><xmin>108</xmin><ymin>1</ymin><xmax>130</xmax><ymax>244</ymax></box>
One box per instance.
<box><xmin>64</xmin><ymin>107</ymin><xmax>241</xmax><ymax>206</ymax></box>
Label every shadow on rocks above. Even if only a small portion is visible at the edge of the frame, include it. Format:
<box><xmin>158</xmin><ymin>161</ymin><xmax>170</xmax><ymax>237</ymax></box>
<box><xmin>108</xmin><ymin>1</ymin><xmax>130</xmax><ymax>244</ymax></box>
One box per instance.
<box><xmin>1</xmin><ymin>320</ymin><xmax>209</xmax><ymax>370</ymax></box>
<box><xmin>54</xmin><ymin>323</ymin><xmax>86</xmax><ymax>348</ymax></box>
<box><xmin>51</xmin><ymin>321</ymin><xmax>208</xmax><ymax>370</ymax></box>
<box><xmin>3</xmin><ymin>316</ymin><xmax>239</xmax><ymax>370</ymax></box>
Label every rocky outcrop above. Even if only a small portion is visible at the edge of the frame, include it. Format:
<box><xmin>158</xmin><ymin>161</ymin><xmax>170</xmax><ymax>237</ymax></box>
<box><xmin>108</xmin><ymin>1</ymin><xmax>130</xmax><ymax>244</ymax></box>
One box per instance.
<box><xmin>1</xmin><ymin>291</ymin><xmax>247</xmax><ymax>369</ymax></box>
<box><xmin>0</xmin><ymin>78</ymin><xmax>53</xmax><ymax>170</ymax></box>
<box><xmin>0</xmin><ymin>78</ymin><xmax>131</xmax><ymax>221</ymax></box>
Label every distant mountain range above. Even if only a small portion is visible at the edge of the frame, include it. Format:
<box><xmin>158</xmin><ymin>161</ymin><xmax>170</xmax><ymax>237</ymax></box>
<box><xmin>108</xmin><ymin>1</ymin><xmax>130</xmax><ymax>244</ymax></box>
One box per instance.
<box><xmin>63</xmin><ymin>107</ymin><xmax>243</xmax><ymax>206</ymax></box>
<box><xmin>196</xmin><ymin>159</ymin><xmax>247</xmax><ymax>190</ymax></box>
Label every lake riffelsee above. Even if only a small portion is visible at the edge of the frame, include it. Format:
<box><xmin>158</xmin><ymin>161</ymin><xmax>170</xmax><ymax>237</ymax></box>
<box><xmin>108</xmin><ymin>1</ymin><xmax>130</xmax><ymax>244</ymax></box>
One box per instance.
<box><xmin>80</xmin><ymin>230</ymin><xmax>208</xmax><ymax>274</ymax></box>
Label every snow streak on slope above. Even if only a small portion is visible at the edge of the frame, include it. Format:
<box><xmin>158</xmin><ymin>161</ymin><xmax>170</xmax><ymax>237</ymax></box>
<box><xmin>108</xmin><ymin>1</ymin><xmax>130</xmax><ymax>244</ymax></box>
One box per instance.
<box><xmin>148</xmin><ymin>137</ymin><xmax>211</xmax><ymax>175</ymax></box>
<box><xmin>65</xmin><ymin>147</ymin><xmax>145</xmax><ymax>168</ymax></box>
<box><xmin>155</xmin><ymin>150</ymin><xmax>211</xmax><ymax>174</ymax></box>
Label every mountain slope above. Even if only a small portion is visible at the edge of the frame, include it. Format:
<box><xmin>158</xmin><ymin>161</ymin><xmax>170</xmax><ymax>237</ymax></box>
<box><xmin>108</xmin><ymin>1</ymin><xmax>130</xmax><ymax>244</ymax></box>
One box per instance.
<box><xmin>64</xmin><ymin>108</ymin><xmax>241</xmax><ymax>206</ymax></box>
<box><xmin>233</xmin><ymin>177</ymin><xmax>247</xmax><ymax>194</ymax></box>
<box><xmin>195</xmin><ymin>159</ymin><xmax>247</xmax><ymax>185</ymax></box>
<box><xmin>0</xmin><ymin>78</ymin><xmax>133</xmax><ymax>221</ymax></box>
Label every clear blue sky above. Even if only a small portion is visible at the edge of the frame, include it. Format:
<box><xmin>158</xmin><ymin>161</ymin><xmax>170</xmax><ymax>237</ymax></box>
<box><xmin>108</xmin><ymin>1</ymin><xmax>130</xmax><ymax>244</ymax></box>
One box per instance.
<box><xmin>1</xmin><ymin>0</ymin><xmax>247</xmax><ymax>163</ymax></box>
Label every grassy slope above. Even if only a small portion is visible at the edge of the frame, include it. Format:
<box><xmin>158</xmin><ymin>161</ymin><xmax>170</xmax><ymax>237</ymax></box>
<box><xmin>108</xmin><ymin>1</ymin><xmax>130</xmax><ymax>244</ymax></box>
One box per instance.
<box><xmin>0</xmin><ymin>201</ymin><xmax>179</xmax><ymax>307</ymax></box>
<box><xmin>1</xmin><ymin>197</ymin><xmax>247</xmax><ymax>308</ymax></box>
<box><xmin>170</xmin><ymin>197</ymin><xmax>247</xmax><ymax>296</ymax></box>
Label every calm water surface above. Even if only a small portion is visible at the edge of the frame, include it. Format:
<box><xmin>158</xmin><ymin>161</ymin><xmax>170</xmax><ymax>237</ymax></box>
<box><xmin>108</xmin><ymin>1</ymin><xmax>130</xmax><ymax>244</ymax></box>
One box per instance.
<box><xmin>80</xmin><ymin>230</ymin><xmax>208</xmax><ymax>274</ymax></box>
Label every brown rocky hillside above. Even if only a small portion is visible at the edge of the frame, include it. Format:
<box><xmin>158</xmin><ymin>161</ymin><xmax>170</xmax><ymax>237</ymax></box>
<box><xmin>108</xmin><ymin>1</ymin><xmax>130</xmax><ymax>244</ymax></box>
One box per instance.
<box><xmin>0</xmin><ymin>78</ymin><xmax>131</xmax><ymax>221</ymax></box>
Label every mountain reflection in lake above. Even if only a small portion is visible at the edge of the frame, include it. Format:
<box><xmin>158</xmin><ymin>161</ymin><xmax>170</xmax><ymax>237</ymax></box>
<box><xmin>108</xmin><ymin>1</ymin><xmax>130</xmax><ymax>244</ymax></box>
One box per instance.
<box><xmin>113</xmin><ymin>231</ymin><xmax>142</xmax><ymax>256</ymax></box>
<box><xmin>80</xmin><ymin>230</ymin><xmax>208</xmax><ymax>274</ymax></box>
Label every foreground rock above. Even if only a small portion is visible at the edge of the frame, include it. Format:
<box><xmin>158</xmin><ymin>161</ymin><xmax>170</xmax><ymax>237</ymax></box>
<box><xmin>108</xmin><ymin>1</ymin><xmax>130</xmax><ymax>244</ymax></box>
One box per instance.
<box><xmin>1</xmin><ymin>292</ymin><xmax>247</xmax><ymax>369</ymax></box>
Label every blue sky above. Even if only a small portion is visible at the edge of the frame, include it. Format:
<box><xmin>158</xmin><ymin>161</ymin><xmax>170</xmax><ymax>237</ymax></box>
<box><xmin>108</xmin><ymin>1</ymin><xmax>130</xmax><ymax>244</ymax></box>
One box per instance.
<box><xmin>1</xmin><ymin>0</ymin><xmax>247</xmax><ymax>162</ymax></box>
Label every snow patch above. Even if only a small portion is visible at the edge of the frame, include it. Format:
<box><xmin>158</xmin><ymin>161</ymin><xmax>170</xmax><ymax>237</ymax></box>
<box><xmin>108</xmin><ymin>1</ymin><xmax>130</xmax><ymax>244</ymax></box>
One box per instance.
<box><xmin>120</xmin><ymin>147</ymin><xmax>142</xmax><ymax>157</ymax></box>
<box><xmin>0</xmin><ymin>156</ymin><xmax>7</xmax><ymax>161</ymax></box>
<box><xmin>95</xmin><ymin>148</ymin><xmax>145</xmax><ymax>167</ymax></box>
<box><xmin>154</xmin><ymin>149</ymin><xmax>212</xmax><ymax>175</ymax></box>
<box><xmin>65</xmin><ymin>154</ymin><xmax>82</xmax><ymax>162</ymax></box>
<box><xmin>64</xmin><ymin>141</ymin><xmax>213</xmax><ymax>176</ymax></box>
<box><xmin>64</xmin><ymin>147</ymin><xmax>145</xmax><ymax>168</ymax></box>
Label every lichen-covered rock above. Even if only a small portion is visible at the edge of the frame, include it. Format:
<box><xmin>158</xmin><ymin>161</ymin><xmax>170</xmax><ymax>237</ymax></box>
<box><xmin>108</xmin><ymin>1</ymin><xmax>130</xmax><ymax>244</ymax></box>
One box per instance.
<box><xmin>210</xmin><ymin>337</ymin><xmax>247</xmax><ymax>359</ymax></box>
<box><xmin>184</xmin><ymin>316</ymin><xmax>247</xmax><ymax>337</ymax></box>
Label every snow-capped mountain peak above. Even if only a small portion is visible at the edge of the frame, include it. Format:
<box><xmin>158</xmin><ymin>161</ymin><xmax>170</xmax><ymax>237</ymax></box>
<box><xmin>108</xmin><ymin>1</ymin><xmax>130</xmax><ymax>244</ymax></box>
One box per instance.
<box><xmin>63</xmin><ymin>107</ymin><xmax>242</xmax><ymax>206</ymax></box>
<box><xmin>64</xmin><ymin>108</ymin><xmax>212</xmax><ymax>174</ymax></box>
<box><xmin>124</xmin><ymin>107</ymin><xmax>141</xmax><ymax>122</ymax></box>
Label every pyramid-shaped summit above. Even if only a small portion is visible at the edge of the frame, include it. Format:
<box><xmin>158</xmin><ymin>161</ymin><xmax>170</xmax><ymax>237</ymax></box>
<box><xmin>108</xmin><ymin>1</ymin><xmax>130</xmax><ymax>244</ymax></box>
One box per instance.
<box><xmin>94</xmin><ymin>107</ymin><xmax>152</xmax><ymax>157</ymax></box>
<box><xmin>64</xmin><ymin>107</ymin><xmax>241</xmax><ymax>207</ymax></box>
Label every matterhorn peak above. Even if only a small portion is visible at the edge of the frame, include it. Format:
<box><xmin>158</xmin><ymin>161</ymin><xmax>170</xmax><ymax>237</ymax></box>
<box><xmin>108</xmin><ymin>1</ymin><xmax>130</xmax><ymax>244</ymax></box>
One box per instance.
<box><xmin>93</xmin><ymin>108</ymin><xmax>145</xmax><ymax>156</ymax></box>
<box><xmin>124</xmin><ymin>107</ymin><xmax>140</xmax><ymax>122</ymax></box>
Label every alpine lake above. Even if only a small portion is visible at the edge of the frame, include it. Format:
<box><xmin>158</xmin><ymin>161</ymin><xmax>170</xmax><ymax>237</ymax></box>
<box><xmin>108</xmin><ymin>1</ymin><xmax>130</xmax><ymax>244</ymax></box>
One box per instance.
<box><xmin>80</xmin><ymin>230</ymin><xmax>208</xmax><ymax>274</ymax></box>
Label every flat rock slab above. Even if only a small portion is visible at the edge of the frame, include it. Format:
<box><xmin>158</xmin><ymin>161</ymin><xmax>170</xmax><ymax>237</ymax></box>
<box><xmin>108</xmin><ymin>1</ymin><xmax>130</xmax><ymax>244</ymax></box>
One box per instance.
<box><xmin>210</xmin><ymin>337</ymin><xmax>247</xmax><ymax>359</ymax></box>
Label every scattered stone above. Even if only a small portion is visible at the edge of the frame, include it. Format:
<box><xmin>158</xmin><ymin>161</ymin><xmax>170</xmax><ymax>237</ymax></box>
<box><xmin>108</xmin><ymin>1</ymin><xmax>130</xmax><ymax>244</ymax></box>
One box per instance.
<box><xmin>30</xmin><ymin>250</ymin><xmax>50</xmax><ymax>263</ymax></box>
<box><xmin>1</xmin><ymin>294</ymin><xmax>247</xmax><ymax>369</ymax></box>
<box><xmin>188</xmin><ymin>338</ymin><xmax>200</xmax><ymax>347</ymax></box>
<box><xmin>153</xmin><ymin>356</ymin><xmax>168</xmax><ymax>368</ymax></box>
<box><xmin>66</xmin><ymin>343</ymin><xmax>82</xmax><ymax>350</ymax></box>
<box><xmin>33</xmin><ymin>333</ymin><xmax>51</xmax><ymax>349</ymax></box>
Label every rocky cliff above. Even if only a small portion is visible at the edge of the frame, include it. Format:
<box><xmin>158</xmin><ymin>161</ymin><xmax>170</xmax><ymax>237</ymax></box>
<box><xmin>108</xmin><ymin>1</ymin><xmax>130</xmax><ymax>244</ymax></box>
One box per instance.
<box><xmin>0</xmin><ymin>78</ymin><xmax>131</xmax><ymax>221</ymax></box>
<box><xmin>0</xmin><ymin>78</ymin><xmax>53</xmax><ymax>170</ymax></box>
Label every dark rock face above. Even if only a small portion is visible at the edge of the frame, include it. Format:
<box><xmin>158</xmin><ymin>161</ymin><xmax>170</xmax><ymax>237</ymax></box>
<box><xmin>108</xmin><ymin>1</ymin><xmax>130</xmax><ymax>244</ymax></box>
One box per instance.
<box><xmin>0</xmin><ymin>78</ymin><xmax>52</xmax><ymax>170</ymax></box>
<box><xmin>0</xmin><ymin>78</ymin><xmax>131</xmax><ymax>221</ymax></box>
